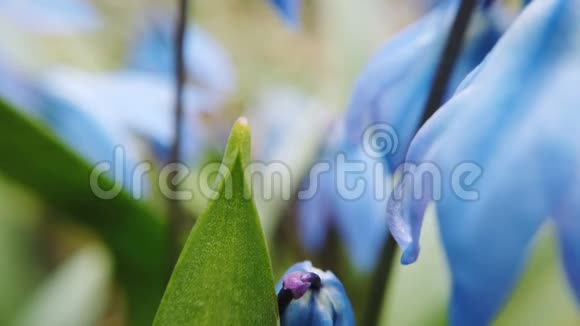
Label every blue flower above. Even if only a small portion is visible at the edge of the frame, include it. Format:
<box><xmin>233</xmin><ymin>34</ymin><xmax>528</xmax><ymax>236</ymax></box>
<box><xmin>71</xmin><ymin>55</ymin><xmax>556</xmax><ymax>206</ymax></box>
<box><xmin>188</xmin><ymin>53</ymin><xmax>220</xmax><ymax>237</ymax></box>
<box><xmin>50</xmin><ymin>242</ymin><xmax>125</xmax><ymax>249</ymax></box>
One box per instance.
<box><xmin>297</xmin><ymin>124</ymin><xmax>390</xmax><ymax>272</ymax></box>
<box><xmin>0</xmin><ymin>0</ymin><xmax>101</xmax><ymax>35</ymax></box>
<box><xmin>297</xmin><ymin>0</ymin><xmax>501</xmax><ymax>272</ymax></box>
<box><xmin>343</xmin><ymin>0</ymin><xmax>501</xmax><ymax>173</ymax></box>
<box><xmin>387</xmin><ymin>0</ymin><xmax>580</xmax><ymax>324</ymax></box>
<box><xmin>276</xmin><ymin>261</ymin><xmax>354</xmax><ymax>325</ymax></box>
<box><xmin>268</xmin><ymin>0</ymin><xmax>301</xmax><ymax>28</ymax></box>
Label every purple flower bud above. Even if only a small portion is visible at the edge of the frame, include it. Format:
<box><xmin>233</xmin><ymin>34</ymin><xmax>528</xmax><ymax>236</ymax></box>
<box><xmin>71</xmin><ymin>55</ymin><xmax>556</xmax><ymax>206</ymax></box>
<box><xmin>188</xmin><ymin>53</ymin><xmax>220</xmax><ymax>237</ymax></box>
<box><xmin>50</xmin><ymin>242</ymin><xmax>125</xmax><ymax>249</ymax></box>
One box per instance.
<box><xmin>282</xmin><ymin>271</ymin><xmax>321</xmax><ymax>299</ymax></box>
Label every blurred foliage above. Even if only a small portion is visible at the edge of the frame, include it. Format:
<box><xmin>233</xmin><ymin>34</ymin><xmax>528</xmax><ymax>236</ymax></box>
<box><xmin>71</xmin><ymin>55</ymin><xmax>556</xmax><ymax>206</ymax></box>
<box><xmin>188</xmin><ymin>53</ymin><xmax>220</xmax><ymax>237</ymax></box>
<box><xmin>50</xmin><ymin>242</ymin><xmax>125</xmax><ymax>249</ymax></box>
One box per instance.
<box><xmin>0</xmin><ymin>177</ymin><xmax>42</xmax><ymax>325</ymax></box>
<box><xmin>13</xmin><ymin>245</ymin><xmax>112</xmax><ymax>326</ymax></box>
<box><xmin>0</xmin><ymin>98</ymin><xmax>166</xmax><ymax>325</ymax></box>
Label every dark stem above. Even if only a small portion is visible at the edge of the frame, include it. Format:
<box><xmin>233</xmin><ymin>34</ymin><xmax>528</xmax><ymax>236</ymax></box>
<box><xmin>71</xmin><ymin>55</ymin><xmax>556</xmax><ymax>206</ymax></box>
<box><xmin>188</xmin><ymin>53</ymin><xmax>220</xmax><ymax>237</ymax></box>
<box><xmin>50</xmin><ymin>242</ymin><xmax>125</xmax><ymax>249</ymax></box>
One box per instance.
<box><xmin>420</xmin><ymin>0</ymin><xmax>478</xmax><ymax>125</ymax></box>
<box><xmin>168</xmin><ymin>0</ymin><xmax>190</xmax><ymax>269</ymax></box>
<box><xmin>277</xmin><ymin>288</ymin><xmax>294</xmax><ymax>317</ymax></box>
<box><xmin>364</xmin><ymin>0</ymin><xmax>478</xmax><ymax>324</ymax></box>
<box><xmin>363</xmin><ymin>236</ymin><xmax>398</xmax><ymax>326</ymax></box>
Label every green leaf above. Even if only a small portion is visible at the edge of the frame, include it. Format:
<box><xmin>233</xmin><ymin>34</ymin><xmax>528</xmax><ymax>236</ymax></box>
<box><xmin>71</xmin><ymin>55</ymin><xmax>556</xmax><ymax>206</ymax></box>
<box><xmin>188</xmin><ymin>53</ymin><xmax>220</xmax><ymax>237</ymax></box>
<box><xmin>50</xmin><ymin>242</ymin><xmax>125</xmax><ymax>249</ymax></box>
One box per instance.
<box><xmin>154</xmin><ymin>118</ymin><xmax>278</xmax><ymax>325</ymax></box>
<box><xmin>0</xmin><ymin>98</ymin><xmax>167</xmax><ymax>325</ymax></box>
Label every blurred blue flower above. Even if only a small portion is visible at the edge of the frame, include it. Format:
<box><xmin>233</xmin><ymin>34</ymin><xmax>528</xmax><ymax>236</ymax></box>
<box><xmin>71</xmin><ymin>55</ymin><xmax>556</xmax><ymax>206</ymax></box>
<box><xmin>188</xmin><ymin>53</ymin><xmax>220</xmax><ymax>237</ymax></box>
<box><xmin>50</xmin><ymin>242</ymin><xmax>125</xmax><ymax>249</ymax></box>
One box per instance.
<box><xmin>297</xmin><ymin>0</ymin><xmax>501</xmax><ymax>272</ymax></box>
<box><xmin>0</xmin><ymin>56</ymin><xmax>40</xmax><ymax>115</ymax></box>
<box><xmin>276</xmin><ymin>261</ymin><xmax>354</xmax><ymax>325</ymax></box>
<box><xmin>0</xmin><ymin>0</ymin><xmax>101</xmax><ymax>35</ymax></box>
<box><xmin>268</xmin><ymin>0</ymin><xmax>301</xmax><ymax>28</ymax></box>
<box><xmin>246</xmin><ymin>86</ymin><xmax>334</xmax><ymax>237</ymax></box>
<box><xmin>0</xmin><ymin>65</ymin><xmax>225</xmax><ymax>196</ymax></box>
<box><xmin>248</xmin><ymin>87</ymin><xmax>333</xmax><ymax>164</ymax></box>
<box><xmin>41</xmin><ymin>68</ymin><xmax>223</xmax><ymax>163</ymax></box>
<box><xmin>387</xmin><ymin>0</ymin><xmax>580</xmax><ymax>324</ymax></box>
<box><xmin>0</xmin><ymin>11</ymin><xmax>236</xmax><ymax>196</ymax></box>
<box><xmin>298</xmin><ymin>124</ymin><xmax>390</xmax><ymax>272</ymax></box>
<box><xmin>0</xmin><ymin>61</ymin><xmax>140</xmax><ymax>192</ymax></box>
<box><xmin>128</xmin><ymin>15</ymin><xmax>236</xmax><ymax>95</ymax></box>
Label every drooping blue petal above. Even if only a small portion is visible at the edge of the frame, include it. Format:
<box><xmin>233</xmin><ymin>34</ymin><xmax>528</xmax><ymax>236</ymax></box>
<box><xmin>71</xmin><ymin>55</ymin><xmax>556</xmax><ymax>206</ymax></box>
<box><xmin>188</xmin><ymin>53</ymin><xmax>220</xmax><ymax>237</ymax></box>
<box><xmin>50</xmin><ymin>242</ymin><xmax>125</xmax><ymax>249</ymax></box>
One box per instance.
<box><xmin>0</xmin><ymin>0</ymin><xmax>101</xmax><ymax>35</ymax></box>
<box><xmin>388</xmin><ymin>0</ymin><xmax>580</xmax><ymax>323</ymax></box>
<box><xmin>268</xmin><ymin>0</ymin><xmax>301</xmax><ymax>28</ymax></box>
<box><xmin>128</xmin><ymin>17</ymin><xmax>236</xmax><ymax>94</ymax></box>
<box><xmin>344</xmin><ymin>0</ymin><xmax>501</xmax><ymax>173</ymax></box>
<box><xmin>276</xmin><ymin>261</ymin><xmax>354</xmax><ymax>326</ymax></box>
<box><xmin>389</xmin><ymin>0</ymin><xmax>570</xmax><ymax>265</ymax></box>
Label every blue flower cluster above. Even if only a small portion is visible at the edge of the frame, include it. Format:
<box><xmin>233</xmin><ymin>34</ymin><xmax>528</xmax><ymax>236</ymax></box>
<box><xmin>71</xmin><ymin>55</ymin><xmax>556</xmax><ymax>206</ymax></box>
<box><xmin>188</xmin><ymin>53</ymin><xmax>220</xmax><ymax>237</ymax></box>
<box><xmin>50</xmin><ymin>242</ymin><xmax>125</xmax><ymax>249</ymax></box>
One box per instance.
<box><xmin>388</xmin><ymin>0</ymin><xmax>580</xmax><ymax>324</ymax></box>
<box><xmin>297</xmin><ymin>0</ymin><xmax>501</xmax><ymax>272</ymax></box>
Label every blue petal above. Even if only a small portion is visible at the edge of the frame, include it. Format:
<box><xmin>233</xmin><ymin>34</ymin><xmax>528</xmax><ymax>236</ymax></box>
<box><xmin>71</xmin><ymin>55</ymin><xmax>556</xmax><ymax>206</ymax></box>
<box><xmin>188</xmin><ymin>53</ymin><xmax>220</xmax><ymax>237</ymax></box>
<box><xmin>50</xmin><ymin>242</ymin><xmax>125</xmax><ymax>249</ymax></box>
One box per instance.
<box><xmin>388</xmin><ymin>0</ymin><xmax>580</xmax><ymax>323</ymax></box>
<box><xmin>297</xmin><ymin>124</ymin><xmax>391</xmax><ymax>271</ymax></box>
<box><xmin>344</xmin><ymin>0</ymin><xmax>500</xmax><ymax>173</ymax></box>
<box><xmin>554</xmin><ymin>180</ymin><xmax>580</xmax><ymax>303</ymax></box>
<box><xmin>333</xmin><ymin>144</ymin><xmax>390</xmax><ymax>272</ymax></box>
<box><xmin>269</xmin><ymin>0</ymin><xmax>301</xmax><ymax>28</ymax></box>
<box><xmin>388</xmin><ymin>0</ymin><xmax>570</xmax><ymax>263</ymax></box>
<box><xmin>296</xmin><ymin>125</ymin><xmax>343</xmax><ymax>254</ymax></box>
<box><xmin>0</xmin><ymin>0</ymin><xmax>101</xmax><ymax>34</ymax></box>
<box><xmin>296</xmin><ymin>126</ymin><xmax>342</xmax><ymax>253</ymax></box>
<box><xmin>40</xmin><ymin>94</ymin><xmax>140</xmax><ymax>193</ymax></box>
<box><xmin>128</xmin><ymin>18</ymin><xmax>236</xmax><ymax>94</ymax></box>
<box><xmin>283</xmin><ymin>292</ymin><xmax>334</xmax><ymax>325</ymax></box>
<box><xmin>297</xmin><ymin>171</ymin><xmax>332</xmax><ymax>253</ymax></box>
<box><xmin>0</xmin><ymin>58</ymin><xmax>42</xmax><ymax>115</ymax></box>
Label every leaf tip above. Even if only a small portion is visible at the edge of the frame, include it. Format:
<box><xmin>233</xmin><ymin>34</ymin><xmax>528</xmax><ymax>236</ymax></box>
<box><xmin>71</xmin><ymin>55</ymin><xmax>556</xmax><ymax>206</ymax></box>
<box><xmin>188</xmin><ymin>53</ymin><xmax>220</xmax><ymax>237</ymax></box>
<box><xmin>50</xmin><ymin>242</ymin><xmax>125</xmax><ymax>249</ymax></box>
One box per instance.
<box><xmin>235</xmin><ymin>116</ymin><xmax>249</xmax><ymax>128</ymax></box>
<box><xmin>225</xmin><ymin>116</ymin><xmax>252</xmax><ymax>165</ymax></box>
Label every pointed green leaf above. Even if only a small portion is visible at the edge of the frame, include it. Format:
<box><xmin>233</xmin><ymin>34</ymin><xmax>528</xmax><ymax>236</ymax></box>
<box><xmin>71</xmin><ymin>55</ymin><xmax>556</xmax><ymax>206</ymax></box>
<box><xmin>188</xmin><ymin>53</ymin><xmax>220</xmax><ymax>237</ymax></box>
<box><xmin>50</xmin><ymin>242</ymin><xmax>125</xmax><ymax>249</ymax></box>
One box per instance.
<box><xmin>154</xmin><ymin>118</ymin><xmax>278</xmax><ymax>325</ymax></box>
<box><xmin>0</xmin><ymin>98</ymin><xmax>167</xmax><ymax>325</ymax></box>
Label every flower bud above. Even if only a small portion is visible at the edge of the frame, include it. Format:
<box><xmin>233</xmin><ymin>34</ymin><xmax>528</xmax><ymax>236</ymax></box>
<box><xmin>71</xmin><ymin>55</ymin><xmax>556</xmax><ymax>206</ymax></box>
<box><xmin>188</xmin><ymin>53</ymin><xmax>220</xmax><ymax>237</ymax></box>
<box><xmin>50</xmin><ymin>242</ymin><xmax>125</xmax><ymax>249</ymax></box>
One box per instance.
<box><xmin>276</xmin><ymin>261</ymin><xmax>354</xmax><ymax>325</ymax></box>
